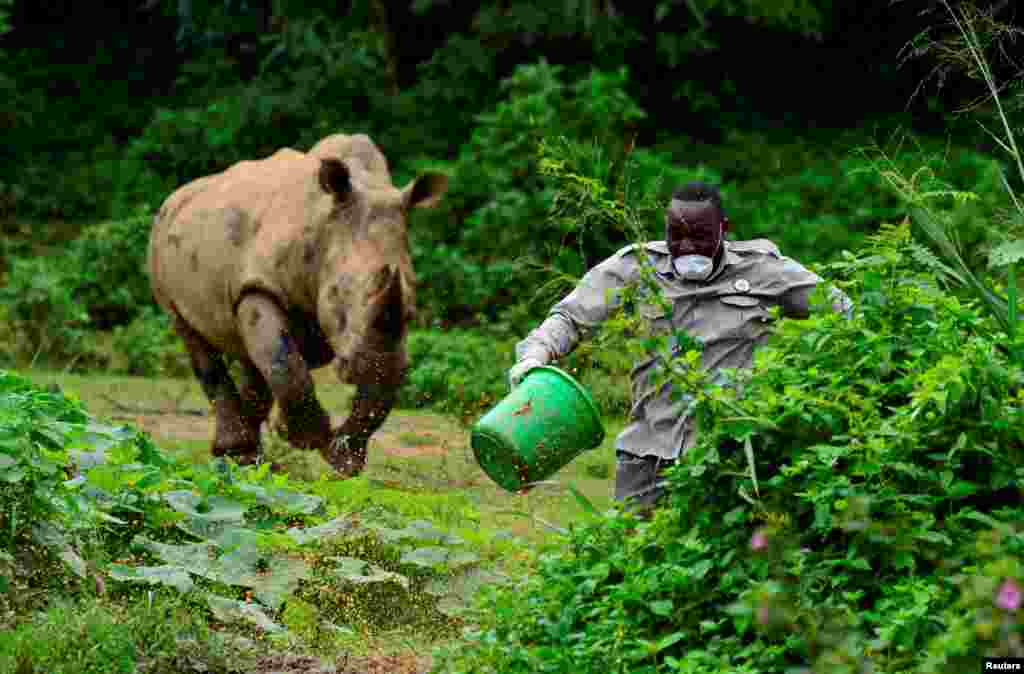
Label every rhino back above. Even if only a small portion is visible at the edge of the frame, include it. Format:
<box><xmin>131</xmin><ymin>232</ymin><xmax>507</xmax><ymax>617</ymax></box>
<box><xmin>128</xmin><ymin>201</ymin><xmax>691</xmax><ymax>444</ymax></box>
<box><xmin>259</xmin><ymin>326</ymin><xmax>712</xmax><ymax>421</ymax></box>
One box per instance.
<box><xmin>150</xmin><ymin>148</ymin><xmax>325</xmax><ymax>352</ymax></box>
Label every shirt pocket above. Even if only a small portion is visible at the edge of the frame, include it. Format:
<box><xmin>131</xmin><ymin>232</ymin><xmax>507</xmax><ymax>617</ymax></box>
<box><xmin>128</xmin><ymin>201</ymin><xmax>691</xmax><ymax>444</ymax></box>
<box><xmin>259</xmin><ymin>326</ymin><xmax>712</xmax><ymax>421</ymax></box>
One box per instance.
<box><xmin>717</xmin><ymin>294</ymin><xmax>774</xmax><ymax>338</ymax></box>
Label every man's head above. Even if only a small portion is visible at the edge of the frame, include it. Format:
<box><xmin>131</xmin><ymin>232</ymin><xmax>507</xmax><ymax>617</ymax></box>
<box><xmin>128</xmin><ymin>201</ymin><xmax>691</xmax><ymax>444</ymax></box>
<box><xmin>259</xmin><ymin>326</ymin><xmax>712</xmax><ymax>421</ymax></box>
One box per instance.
<box><xmin>665</xmin><ymin>182</ymin><xmax>729</xmax><ymax>260</ymax></box>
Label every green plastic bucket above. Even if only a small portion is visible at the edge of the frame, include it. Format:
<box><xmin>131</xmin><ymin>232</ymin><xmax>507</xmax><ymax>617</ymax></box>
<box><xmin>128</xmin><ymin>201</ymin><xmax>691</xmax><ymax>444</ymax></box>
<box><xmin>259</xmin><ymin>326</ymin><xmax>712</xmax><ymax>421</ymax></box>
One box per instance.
<box><xmin>471</xmin><ymin>365</ymin><xmax>605</xmax><ymax>493</ymax></box>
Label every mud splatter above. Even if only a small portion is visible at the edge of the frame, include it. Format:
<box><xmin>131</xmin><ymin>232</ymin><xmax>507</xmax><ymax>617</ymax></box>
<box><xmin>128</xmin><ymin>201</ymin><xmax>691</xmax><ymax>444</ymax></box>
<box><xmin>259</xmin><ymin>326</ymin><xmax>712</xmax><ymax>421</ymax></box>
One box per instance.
<box><xmin>248</xmin><ymin>305</ymin><xmax>261</xmax><ymax>327</ymax></box>
<box><xmin>190</xmin><ymin>250</ymin><xmax>199</xmax><ymax>272</ymax></box>
<box><xmin>167</xmin><ymin>233</ymin><xmax>183</xmax><ymax>248</ymax></box>
<box><xmin>225</xmin><ymin>208</ymin><xmax>246</xmax><ymax>246</ymax></box>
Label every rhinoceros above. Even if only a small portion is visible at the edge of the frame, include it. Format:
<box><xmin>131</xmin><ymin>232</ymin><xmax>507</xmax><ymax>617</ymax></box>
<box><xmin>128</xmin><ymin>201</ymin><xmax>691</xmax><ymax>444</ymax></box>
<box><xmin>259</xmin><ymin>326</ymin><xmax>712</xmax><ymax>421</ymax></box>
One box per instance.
<box><xmin>147</xmin><ymin>133</ymin><xmax>448</xmax><ymax>476</ymax></box>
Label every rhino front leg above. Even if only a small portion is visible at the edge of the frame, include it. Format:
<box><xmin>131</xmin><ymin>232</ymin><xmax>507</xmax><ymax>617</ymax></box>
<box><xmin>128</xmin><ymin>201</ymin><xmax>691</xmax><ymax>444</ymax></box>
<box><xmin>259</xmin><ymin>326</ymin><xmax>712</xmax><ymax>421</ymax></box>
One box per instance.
<box><xmin>325</xmin><ymin>354</ymin><xmax>404</xmax><ymax>478</ymax></box>
<box><xmin>171</xmin><ymin>311</ymin><xmax>260</xmax><ymax>461</ymax></box>
<box><xmin>235</xmin><ymin>356</ymin><xmax>274</xmax><ymax>461</ymax></box>
<box><xmin>236</xmin><ymin>293</ymin><xmax>332</xmax><ymax>452</ymax></box>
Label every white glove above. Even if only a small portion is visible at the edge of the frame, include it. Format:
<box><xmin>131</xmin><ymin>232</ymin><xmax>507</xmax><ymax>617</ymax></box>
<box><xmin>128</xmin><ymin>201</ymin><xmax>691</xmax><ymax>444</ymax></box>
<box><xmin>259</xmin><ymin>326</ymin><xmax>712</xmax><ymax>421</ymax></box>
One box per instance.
<box><xmin>508</xmin><ymin>357</ymin><xmax>545</xmax><ymax>389</ymax></box>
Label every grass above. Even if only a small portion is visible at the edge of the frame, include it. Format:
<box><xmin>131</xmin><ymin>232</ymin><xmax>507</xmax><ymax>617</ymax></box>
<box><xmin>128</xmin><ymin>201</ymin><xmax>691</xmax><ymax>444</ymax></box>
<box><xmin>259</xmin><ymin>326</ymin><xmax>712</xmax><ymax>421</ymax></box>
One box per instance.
<box><xmin>8</xmin><ymin>365</ymin><xmax>634</xmax><ymax>672</ymax></box>
<box><xmin>18</xmin><ymin>367</ymin><xmax>627</xmax><ymax>549</ymax></box>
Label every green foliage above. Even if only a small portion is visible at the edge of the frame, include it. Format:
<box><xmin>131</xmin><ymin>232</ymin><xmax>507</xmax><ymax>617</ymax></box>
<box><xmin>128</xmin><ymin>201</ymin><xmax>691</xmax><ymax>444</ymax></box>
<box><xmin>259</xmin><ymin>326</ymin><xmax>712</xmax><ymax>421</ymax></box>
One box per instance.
<box><xmin>428</xmin><ymin>169</ymin><xmax>1024</xmax><ymax>672</ymax></box>
<box><xmin>0</xmin><ymin>368</ymin><xmax>518</xmax><ymax>670</ymax></box>
<box><xmin>398</xmin><ymin>329</ymin><xmax>518</xmax><ymax>422</ymax></box>
<box><xmin>109</xmin><ymin>307</ymin><xmax>189</xmax><ymax>378</ymax></box>
<box><xmin>0</xmin><ymin>594</ymin><xmax>238</xmax><ymax>674</ymax></box>
<box><xmin>0</xmin><ymin>214</ymin><xmax>157</xmax><ymax>368</ymax></box>
<box><xmin>411</xmin><ymin>59</ymin><xmax>662</xmax><ymax>324</ymax></box>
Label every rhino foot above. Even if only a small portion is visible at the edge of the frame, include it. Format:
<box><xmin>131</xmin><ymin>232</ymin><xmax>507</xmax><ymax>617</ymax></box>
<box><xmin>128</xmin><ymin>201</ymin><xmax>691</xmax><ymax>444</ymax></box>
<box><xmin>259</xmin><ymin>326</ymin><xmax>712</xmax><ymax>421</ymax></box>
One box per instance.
<box><xmin>323</xmin><ymin>433</ymin><xmax>367</xmax><ymax>478</ymax></box>
<box><xmin>275</xmin><ymin>395</ymin><xmax>332</xmax><ymax>452</ymax></box>
<box><xmin>211</xmin><ymin>437</ymin><xmax>261</xmax><ymax>463</ymax></box>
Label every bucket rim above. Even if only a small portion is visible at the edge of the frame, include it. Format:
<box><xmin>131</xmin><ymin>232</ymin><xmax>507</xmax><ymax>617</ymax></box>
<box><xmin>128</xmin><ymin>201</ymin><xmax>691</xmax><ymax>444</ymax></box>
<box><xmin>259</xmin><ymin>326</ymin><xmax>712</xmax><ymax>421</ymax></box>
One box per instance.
<box><xmin>524</xmin><ymin>365</ymin><xmax>605</xmax><ymax>445</ymax></box>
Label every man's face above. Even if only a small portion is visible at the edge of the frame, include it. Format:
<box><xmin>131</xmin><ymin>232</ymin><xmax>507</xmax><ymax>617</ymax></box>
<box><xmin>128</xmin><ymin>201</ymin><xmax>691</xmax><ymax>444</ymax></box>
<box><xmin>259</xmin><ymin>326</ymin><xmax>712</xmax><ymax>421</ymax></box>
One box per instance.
<box><xmin>664</xmin><ymin>199</ymin><xmax>725</xmax><ymax>259</ymax></box>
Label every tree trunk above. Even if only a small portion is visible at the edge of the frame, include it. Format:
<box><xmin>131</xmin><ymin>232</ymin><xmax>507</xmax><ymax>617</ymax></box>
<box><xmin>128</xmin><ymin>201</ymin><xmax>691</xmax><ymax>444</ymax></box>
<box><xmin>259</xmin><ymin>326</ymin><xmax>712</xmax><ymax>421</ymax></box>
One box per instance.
<box><xmin>368</xmin><ymin>0</ymin><xmax>399</xmax><ymax>96</ymax></box>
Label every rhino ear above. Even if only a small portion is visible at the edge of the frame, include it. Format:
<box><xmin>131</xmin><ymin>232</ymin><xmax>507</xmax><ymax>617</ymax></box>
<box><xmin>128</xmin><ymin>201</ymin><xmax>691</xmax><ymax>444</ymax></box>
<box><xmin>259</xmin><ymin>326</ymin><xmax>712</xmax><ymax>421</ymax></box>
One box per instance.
<box><xmin>403</xmin><ymin>172</ymin><xmax>449</xmax><ymax>210</ymax></box>
<box><xmin>318</xmin><ymin>158</ymin><xmax>352</xmax><ymax>199</ymax></box>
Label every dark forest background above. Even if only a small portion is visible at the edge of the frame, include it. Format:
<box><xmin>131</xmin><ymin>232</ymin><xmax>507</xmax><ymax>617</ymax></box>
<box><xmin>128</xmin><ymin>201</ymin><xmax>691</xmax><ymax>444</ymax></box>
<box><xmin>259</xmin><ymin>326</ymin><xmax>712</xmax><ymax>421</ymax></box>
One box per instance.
<box><xmin>0</xmin><ymin>0</ymin><xmax>1020</xmax><ymax>374</ymax></box>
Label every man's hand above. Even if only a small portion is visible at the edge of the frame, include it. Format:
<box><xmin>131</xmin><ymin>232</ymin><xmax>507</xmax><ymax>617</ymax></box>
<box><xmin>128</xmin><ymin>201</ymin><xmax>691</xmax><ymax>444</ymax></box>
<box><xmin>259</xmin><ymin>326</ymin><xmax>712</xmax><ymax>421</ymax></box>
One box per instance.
<box><xmin>508</xmin><ymin>357</ymin><xmax>545</xmax><ymax>389</ymax></box>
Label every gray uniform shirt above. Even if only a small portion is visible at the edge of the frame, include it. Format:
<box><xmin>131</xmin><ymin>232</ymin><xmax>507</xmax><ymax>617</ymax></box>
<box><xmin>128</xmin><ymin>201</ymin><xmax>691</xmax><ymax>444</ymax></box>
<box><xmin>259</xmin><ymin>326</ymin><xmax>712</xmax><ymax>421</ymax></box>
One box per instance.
<box><xmin>515</xmin><ymin>238</ymin><xmax>853</xmax><ymax>461</ymax></box>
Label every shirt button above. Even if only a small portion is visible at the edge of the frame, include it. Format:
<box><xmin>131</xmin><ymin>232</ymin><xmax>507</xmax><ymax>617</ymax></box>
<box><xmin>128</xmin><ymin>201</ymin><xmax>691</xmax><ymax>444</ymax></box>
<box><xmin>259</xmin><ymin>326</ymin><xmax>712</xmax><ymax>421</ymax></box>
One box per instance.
<box><xmin>734</xmin><ymin>279</ymin><xmax>750</xmax><ymax>293</ymax></box>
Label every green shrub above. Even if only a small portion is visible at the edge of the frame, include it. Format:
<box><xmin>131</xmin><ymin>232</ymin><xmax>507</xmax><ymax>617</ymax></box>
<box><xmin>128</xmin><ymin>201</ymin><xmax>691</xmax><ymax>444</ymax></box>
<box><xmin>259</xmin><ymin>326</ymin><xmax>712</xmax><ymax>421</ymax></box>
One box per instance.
<box><xmin>428</xmin><ymin>159</ymin><xmax>1024</xmax><ymax>672</ymax></box>
<box><xmin>0</xmin><ymin>255</ymin><xmax>99</xmax><ymax>367</ymax></box>
<box><xmin>0</xmin><ymin>213</ymin><xmax>159</xmax><ymax>368</ymax></box>
<box><xmin>108</xmin><ymin>306</ymin><xmax>189</xmax><ymax>378</ymax></box>
<box><xmin>398</xmin><ymin>329</ymin><xmax>518</xmax><ymax>422</ymax></box>
<box><xmin>410</xmin><ymin>59</ymin><xmax>653</xmax><ymax>326</ymax></box>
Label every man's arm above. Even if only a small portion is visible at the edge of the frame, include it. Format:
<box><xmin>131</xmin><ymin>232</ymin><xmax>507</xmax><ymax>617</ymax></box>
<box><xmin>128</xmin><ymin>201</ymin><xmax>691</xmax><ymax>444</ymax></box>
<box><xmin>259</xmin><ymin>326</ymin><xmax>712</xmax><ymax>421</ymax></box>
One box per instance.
<box><xmin>780</xmin><ymin>284</ymin><xmax>854</xmax><ymax>320</ymax></box>
<box><xmin>514</xmin><ymin>248</ymin><xmax>641</xmax><ymax>365</ymax></box>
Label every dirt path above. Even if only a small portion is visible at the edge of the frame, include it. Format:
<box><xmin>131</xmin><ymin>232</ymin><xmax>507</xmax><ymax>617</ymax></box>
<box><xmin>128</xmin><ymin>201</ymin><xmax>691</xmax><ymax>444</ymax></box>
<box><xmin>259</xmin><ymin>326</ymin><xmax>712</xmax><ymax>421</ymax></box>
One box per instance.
<box><xmin>114</xmin><ymin>410</ymin><xmax>464</xmax><ymax>460</ymax></box>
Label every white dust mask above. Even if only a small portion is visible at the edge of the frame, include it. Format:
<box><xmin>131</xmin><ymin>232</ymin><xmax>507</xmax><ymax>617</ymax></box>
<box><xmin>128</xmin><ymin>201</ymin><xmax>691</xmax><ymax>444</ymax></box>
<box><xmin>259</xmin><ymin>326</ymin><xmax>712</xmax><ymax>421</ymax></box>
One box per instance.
<box><xmin>673</xmin><ymin>254</ymin><xmax>715</xmax><ymax>281</ymax></box>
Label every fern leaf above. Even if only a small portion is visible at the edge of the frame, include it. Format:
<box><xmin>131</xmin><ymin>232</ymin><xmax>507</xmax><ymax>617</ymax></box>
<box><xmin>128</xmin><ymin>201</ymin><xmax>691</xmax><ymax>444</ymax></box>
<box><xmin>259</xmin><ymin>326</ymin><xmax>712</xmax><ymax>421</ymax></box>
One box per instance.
<box><xmin>989</xmin><ymin>239</ymin><xmax>1024</xmax><ymax>269</ymax></box>
<box><xmin>909</xmin><ymin>242</ymin><xmax>967</xmax><ymax>285</ymax></box>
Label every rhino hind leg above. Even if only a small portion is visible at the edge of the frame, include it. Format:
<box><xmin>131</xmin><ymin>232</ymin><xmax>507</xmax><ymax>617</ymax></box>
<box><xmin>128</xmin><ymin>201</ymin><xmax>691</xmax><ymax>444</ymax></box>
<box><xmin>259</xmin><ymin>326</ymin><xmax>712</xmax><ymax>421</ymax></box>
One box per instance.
<box><xmin>171</xmin><ymin>311</ymin><xmax>261</xmax><ymax>462</ymax></box>
<box><xmin>236</xmin><ymin>293</ymin><xmax>333</xmax><ymax>453</ymax></box>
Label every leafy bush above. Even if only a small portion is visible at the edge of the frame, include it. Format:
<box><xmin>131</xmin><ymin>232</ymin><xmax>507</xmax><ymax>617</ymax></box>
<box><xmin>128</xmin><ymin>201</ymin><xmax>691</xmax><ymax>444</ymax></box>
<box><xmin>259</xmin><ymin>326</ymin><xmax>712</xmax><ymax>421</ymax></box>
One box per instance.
<box><xmin>410</xmin><ymin>59</ymin><xmax>652</xmax><ymax>326</ymax></box>
<box><xmin>108</xmin><ymin>306</ymin><xmax>189</xmax><ymax>378</ymax></box>
<box><xmin>0</xmin><ymin>368</ymin><xmax>505</xmax><ymax>670</ymax></box>
<box><xmin>0</xmin><ymin>213</ymin><xmax>159</xmax><ymax>366</ymax></box>
<box><xmin>0</xmin><ymin>254</ymin><xmax>97</xmax><ymax>367</ymax></box>
<box><xmin>398</xmin><ymin>329</ymin><xmax>519</xmax><ymax>422</ymax></box>
<box><xmin>429</xmin><ymin>219</ymin><xmax>1024</xmax><ymax>673</ymax></box>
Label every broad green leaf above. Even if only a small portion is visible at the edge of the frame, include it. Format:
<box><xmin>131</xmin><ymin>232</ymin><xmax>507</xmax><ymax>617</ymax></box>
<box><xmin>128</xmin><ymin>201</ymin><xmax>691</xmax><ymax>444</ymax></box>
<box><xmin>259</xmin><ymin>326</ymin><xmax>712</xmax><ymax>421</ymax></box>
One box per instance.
<box><xmin>656</xmin><ymin>632</ymin><xmax>686</xmax><ymax>652</ymax></box>
<box><xmin>206</xmin><ymin>595</ymin><xmax>284</xmax><ymax>633</ymax></box>
<box><xmin>0</xmin><ymin>467</ymin><xmax>25</xmax><ymax>483</ymax></box>
<box><xmin>246</xmin><ymin>555</ymin><xmax>313</xmax><ymax>610</ymax></box>
<box><xmin>400</xmin><ymin>546</ymin><xmax>449</xmax><ymax>568</ymax></box>
<box><xmin>286</xmin><ymin>514</ymin><xmax>360</xmax><ymax>545</ymax></box>
<box><xmin>329</xmin><ymin>556</ymin><xmax>368</xmax><ymax>577</ymax></box>
<box><xmin>650</xmin><ymin>600</ymin><xmax>674</xmax><ymax>617</ymax></box>
<box><xmin>164</xmin><ymin>491</ymin><xmax>247</xmax><ymax>521</ymax></box>
<box><xmin>30</xmin><ymin>522</ymin><xmax>87</xmax><ymax>579</ymax></box>
<box><xmin>989</xmin><ymin>239</ymin><xmax>1024</xmax><ymax>268</ymax></box>
<box><xmin>328</xmin><ymin>557</ymin><xmax>409</xmax><ymax>590</ymax></box>
<box><xmin>108</xmin><ymin>564</ymin><xmax>194</xmax><ymax>593</ymax></box>
<box><xmin>948</xmin><ymin>481</ymin><xmax>978</xmax><ymax>499</ymax></box>
<box><xmin>134</xmin><ymin>536</ymin><xmax>219</xmax><ymax>578</ymax></box>
<box><xmin>364</xmin><ymin>522</ymin><xmax>416</xmax><ymax>543</ymax></box>
<box><xmin>235</xmin><ymin>483</ymin><xmax>323</xmax><ymax>515</ymax></box>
